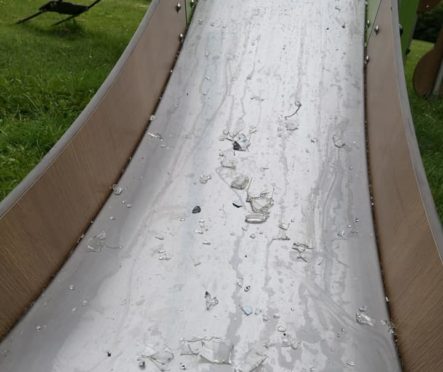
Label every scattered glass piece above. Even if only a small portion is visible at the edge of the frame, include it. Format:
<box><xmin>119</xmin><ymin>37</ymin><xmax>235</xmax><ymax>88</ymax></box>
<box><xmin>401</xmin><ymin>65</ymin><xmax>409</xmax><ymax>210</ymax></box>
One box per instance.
<box><xmin>356</xmin><ymin>308</ymin><xmax>374</xmax><ymax>326</ymax></box>
<box><xmin>231</xmin><ymin>175</ymin><xmax>250</xmax><ymax>190</ymax></box>
<box><xmin>233</xmin><ymin>133</ymin><xmax>250</xmax><ymax>151</ymax></box>
<box><xmin>247</xmin><ymin>193</ymin><xmax>273</xmax><ymax>214</ymax></box>
<box><xmin>241</xmin><ymin>305</ymin><xmax>253</xmax><ymax>316</ymax></box>
<box><xmin>200</xmin><ymin>338</ymin><xmax>233</xmax><ymax>364</ymax></box>
<box><xmin>139</xmin><ymin>347</ymin><xmax>174</xmax><ymax>372</ymax></box>
<box><xmin>87</xmin><ymin>231</ymin><xmax>107</xmax><ymax>252</ymax></box>
<box><xmin>199</xmin><ymin>174</ymin><xmax>212</xmax><ymax>184</ymax></box>
<box><xmin>333</xmin><ymin>135</ymin><xmax>346</xmax><ymax>148</ymax></box>
<box><xmin>112</xmin><ymin>184</ymin><xmax>123</xmax><ymax>195</ymax></box>
<box><xmin>236</xmin><ymin>347</ymin><xmax>267</xmax><ymax>372</ymax></box>
<box><xmin>147</xmin><ymin>132</ymin><xmax>164</xmax><ymax>141</ymax></box>
<box><xmin>205</xmin><ymin>291</ymin><xmax>219</xmax><ymax>311</ymax></box>
<box><xmin>245</xmin><ymin>213</ymin><xmax>269</xmax><ymax>224</ymax></box>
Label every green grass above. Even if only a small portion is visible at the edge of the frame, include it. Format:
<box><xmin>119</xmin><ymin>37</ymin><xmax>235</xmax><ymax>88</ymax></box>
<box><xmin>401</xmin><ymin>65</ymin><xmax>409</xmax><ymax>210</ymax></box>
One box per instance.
<box><xmin>405</xmin><ymin>40</ymin><xmax>443</xmax><ymax>220</ymax></box>
<box><xmin>0</xmin><ymin>0</ymin><xmax>148</xmax><ymax>199</ymax></box>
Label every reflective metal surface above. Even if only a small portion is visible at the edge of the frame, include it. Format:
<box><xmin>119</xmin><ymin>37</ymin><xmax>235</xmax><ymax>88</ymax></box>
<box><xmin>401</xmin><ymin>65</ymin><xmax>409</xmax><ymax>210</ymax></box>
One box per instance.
<box><xmin>0</xmin><ymin>0</ymin><xmax>401</xmax><ymax>371</ymax></box>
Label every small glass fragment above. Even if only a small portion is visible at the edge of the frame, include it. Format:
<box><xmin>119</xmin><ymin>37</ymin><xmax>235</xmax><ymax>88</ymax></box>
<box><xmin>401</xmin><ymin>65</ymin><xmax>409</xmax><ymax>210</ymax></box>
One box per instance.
<box><xmin>381</xmin><ymin>319</ymin><xmax>395</xmax><ymax>334</ymax></box>
<box><xmin>87</xmin><ymin>231</ymin><xmax>107</xmax><ymax>252</ymax></box>
<box><xmin>236</xmin><ymin>347</ymin><xmax>267</xmax><ymax>372</ymax></box>
<box><xmin>285</xmin><ymin>119</ymin><xmax>299</xmax><ymax>131</ymax></box>
<box><xmin>333</xmin><ymin>135</ymin><xmax>346</xmax><ymax>148</ymax></box>
<box><xmin>241</xmin><ymin>305</ymin><xmax>253</xmax><ymax>316</ymax></box>
<box><xmin>245</xmin><ymin>213</ymin><xmax>269</xmax><ymax>224</ymax></box>
<box><xmin>355</xmin><ymin>308</ymin><xmax>374</xmax><ymax>326</ymax></box>
<box><xmin>247</xmin><ymin>193</ymin><xmax>273</xmax><ymax>214</ymax></box>
<box><xmin>112</xmin><ymin>184</ymin><xmax>123</xmax><ymax>195</ymax></box>
<box><xmin>292</xmin><ymin>242</ymin><xmax>312</xmax><ymax>253</ymax></box>
<box><xmin>233</xmin><ymin>133</ymin><xmax>250</xmax><ymax>151</ymax></box>
<box><xmin>220</xmin><ymin>152</ymin><xmax>237</xmax><ymax>169</ymax></box>
<box><xmin>231</xmin><ymin>175</ymin><xmax>250</xmax><ymax>190</ymax></box>
<box><xmin>147</xmin><ymin>132</ymin><xmax>163</xmax><ymax>140</ymax></box>
<box><xmin>205</xmin><ymin>291</ymin><xmax>219</xmax><ymax>311</ymax></box>
<box><xmin>200</xmin><ymin>338</ymin><xmax>233</xmax><ymax>364</ymax></box>
<box><xmin>139</xmin><ymin>347</ymin><xmax>174</xmax><ymax>372</ymax></box>
<box><xmin>199</xmin><ymin>174</ymin><xmax>212</xmax><ymax>184</ymax></box>
<box><xmin>278</xmin><ymin>222</ymin><xmax>289</xmax><ymax>230</ymax></box>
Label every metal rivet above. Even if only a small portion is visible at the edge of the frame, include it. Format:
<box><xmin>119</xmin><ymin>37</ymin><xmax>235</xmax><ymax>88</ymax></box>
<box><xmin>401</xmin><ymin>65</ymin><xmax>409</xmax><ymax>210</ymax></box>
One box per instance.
<box><xmin>366</xmin><ymin>19</ymin><xmax>370</xmax><ymax>27</ymax></box>
<box><xmin>374</xmin><ymin>25</ymin><xmax>380</xmax><ymax>34</ymax></box>
<box><xmin>365</xmin><ymin>55</ymin><xmax>370</xmax><ymax>64</ymax></box>
<box><xmin>179</xmin><ymin>33</ymin><xmax>184</xmax><ymax>42</ymax></box>
<box><xmin>190</xmin><ymin>0</ymin><xmax>196</xmax><ymax>6</ymax></box>
<box><xmin>176</xmin><ymin>3</ymin><xmax>181</xmax><ymax>12</ymax></box>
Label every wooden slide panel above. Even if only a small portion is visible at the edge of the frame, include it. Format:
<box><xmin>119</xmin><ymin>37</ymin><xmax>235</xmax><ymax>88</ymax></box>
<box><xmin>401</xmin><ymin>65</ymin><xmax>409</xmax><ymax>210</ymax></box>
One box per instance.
<box><xmin>0</xmin><ymin>0</ymin><xmax>186</xmax><ymax>339</ymax></box>
<box><xmin>366</xmin><ymin>0</ymin><xmax>443</xmax><ymax>370</ymax></box>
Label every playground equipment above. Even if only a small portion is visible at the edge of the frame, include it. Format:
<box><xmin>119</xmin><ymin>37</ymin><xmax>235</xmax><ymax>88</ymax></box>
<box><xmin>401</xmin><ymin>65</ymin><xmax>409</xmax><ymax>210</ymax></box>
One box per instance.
<box><xmin>17</xmin><ymin>0</ymin><xmax>102</xmax><ymax>26</ymax></box>
<box><xmin>1</xmin><ymin>0</ymin><xmax>441</xmax><ymax>371</ymax></box>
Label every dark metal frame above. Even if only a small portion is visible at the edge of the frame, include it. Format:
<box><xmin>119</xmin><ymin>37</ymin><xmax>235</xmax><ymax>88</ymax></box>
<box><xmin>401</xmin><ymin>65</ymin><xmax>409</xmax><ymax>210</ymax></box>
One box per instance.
<box><xmin>17</xmin><ymin>0</ymin><xmax>102</xmax><ymax>26</ymax></box>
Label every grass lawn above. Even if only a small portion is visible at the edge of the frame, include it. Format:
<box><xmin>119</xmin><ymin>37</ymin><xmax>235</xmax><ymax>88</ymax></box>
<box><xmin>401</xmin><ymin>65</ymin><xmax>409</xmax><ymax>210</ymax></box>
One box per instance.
<box><xmin>404</xmin><ymin>40</ymin><xmax>443</xmax><ymax>221</ymax></box>
<box><xmin>0</xmin><ymin>0</ymin><xmax>148</xmax><ymax>200</ymax></box>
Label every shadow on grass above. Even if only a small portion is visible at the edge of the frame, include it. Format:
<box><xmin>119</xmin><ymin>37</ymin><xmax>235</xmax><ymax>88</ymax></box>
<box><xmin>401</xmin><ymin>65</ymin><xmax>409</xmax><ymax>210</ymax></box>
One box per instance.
<box><xmin>16</xmin><ymin>19</ymin><xmax>87</xmax><ymax>40</ymax></box>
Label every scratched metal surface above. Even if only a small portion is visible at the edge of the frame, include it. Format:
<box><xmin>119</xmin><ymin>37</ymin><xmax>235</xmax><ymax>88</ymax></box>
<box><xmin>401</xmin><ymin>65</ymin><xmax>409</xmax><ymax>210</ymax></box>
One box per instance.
<box><xmin>0</xmin><ymin>0</ymin><xmax>401</xmax><ymax>371</ymax></box>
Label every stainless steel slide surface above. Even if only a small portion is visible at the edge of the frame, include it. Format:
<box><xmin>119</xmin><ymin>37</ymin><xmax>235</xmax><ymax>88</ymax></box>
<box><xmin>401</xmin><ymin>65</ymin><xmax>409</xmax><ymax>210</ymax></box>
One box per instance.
<box><xmin>0</xmin><ymin>1</ymin><xmax>401</xmax><ymax>371</ymax></box>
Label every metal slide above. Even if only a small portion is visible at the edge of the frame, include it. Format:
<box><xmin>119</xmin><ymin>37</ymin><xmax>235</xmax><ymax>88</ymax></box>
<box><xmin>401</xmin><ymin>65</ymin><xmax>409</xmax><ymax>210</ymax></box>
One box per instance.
<box><xmin>0</xmin><ymin>1</ymin><xmax>402</xmax><ymax>371</ymax></box>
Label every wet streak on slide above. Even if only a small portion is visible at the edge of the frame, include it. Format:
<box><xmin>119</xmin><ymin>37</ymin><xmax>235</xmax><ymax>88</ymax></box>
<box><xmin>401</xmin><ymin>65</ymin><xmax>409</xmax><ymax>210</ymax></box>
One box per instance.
<box><xmin>0</xmin><ymin>0</ymin><xmax>440</xmax><ymax>371</ymax></box>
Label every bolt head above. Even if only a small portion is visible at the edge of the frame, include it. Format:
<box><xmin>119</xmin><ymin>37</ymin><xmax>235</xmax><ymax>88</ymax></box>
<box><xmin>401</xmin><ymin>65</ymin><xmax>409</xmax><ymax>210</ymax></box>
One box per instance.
<box><xmin>176</xmin><ymin>3</ymin><xmax>181</xmax><ymax>11</ymax></box>
<box><xmin>179</xmin><ymin>33</ymin><xmax>184</xmax><ymax>42</ymax></box>
<box><xmin>365</xmin><ymin>55</ymin><xmax>370</xmax><ymax>64</ymax></box>
<box><xmin>374</xmin><ymin>25</ymin><xmax>380</xmax><ymax>34</ymax></box>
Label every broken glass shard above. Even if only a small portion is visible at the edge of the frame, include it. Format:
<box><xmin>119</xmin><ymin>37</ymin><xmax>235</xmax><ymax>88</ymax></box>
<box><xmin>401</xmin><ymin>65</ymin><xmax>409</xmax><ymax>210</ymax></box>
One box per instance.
<box><xmin>333</xmin><ymin>135</ymin><xmax>346</xmax><ymax>148</ymax></box>
<box><xmin>200</xmin><ymin>338</ymin><xmax>233</xmax><ymax>364</ymax></box>
<box><xmin>356</xmin><ymin>309</ymin><xmax>374</xmax><ymax>326</ymax></box>
<box><xmin>292</xmin><ymin>242</ymin><xmax>312</xmax><ymax>253</ymax></box>
<box><xmin>381</xmin><ymin>319</ymin><xmax>395</xmax><ymax>334</ymax></box>
<box><xmin>199</xmin><ymin>174</ymin><xmax>212</xmax><ymax>184</ymax></box>
<box><xmin>205</xmin><ymin>291</ymin><xmax>219</xmax><ymax>311</ymax></box>
<box><xmin>87</xmin><ymin>231</ymin><xmax>106</xmax><ymax>252</ymax></box>
<box><xmin>245</xmin><ymin>213</ymin><xmax>269</xmax><ymax>224</ymax></box>
<box><xmin>248</xmin><ymin>193</ymin><xmax>273</xmax><ymax>214</ymax></box>
<box><xmin>281</xmin><ymin>335</ymin><xmax>300</xmax><ymax>350</ymax></box>
<box><xmin>231</xmin><ymin>175</ymin><xmax>250</xmax><ymax>190</ymax></box>
<box><xmin>233</xmin><ymin>133</ymin><xmax>250</xmax><ymax>151</ymax></box>
<box><xmin>180</xmin><ymin>338</ymin><xmax>203</xmax><ymax>356</ymax></box>
<box><xmin>241</xmin><ymin>305</ymin><xmax>253</xmax><ymax>316</ymax></box>
<box><xmin>279</xmin><ymin>222</ymin><xmax>289</xmax><ymax>230</ymax></box>
<box><xmin>273</xmin><ymin>229</ymin><xmax>290</xmax><ymax>241</ymax></box>
<box><xmin>235</xmin><ymin>347</ymin><xmax>267</xmax><ymax>372</ymax></box>
<box><xmin>112</xmin><ymin>184</ymin><xmax>123</xmax><ymax>195</ymax></box>
<box><xmin>147</xmin><ymin>132</ymin><xmax>164</xmax><ymax>141</ymax></box>
<box><xmin>220</xmin><ymin>151</ymin><xmax>237</xmax><ymax>169</ymax></box>
<box><xmin>285</xmin><ymin>119</ymin><xmax>299</xmax><ymax>131</ymax></box>
<box><xmin>139</xmin><ymin>347</ymin><xmax>174</xmax><ymax>372</ymax></box>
